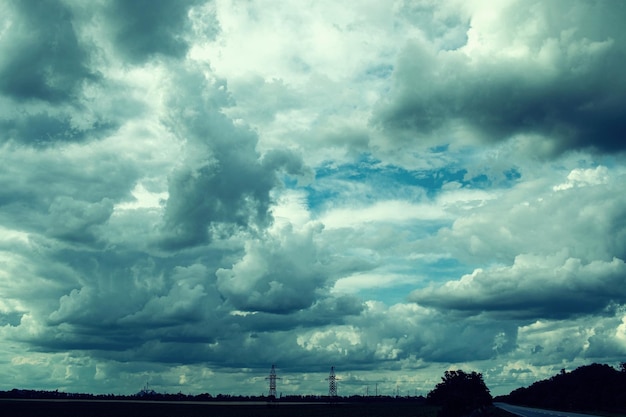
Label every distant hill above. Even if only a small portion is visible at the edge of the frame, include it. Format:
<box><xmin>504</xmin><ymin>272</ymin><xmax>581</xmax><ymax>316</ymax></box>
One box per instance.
<box><xmin>497</xmin><ymin>363</ymin><xmax>626</xmax><ymax>414</ymax></box>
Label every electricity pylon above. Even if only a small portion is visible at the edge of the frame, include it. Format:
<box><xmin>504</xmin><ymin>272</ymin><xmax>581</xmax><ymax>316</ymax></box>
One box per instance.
<box><xmin>326</xmin><ymin>366</ymin><xmax>338</xmax><ymax>397</ymax></box>
<box><xmin>265</xmin><ymin>364</ymin><xmax>281</xmax><ymax>398</ymax></box>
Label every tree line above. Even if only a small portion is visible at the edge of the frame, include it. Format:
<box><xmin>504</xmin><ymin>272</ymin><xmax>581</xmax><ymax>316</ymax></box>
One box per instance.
<box><xmin>497</xmin><ymin>362</ymin><xmax>626</xmax><ymax>414</ymax></box>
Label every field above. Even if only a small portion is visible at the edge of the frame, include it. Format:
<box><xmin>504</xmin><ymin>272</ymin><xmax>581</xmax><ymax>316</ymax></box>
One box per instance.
<box><xmin>0</xmin><ymin>400</ymin><xmax>523</xmax><ymax>417</ymax></box>
<box><xmin>0</xmin><ymin>399</ymin><xmax>449</xmax><ymax>417</ymax></box>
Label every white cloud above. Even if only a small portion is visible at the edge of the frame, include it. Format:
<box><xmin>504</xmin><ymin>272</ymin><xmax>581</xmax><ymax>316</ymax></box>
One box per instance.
<box><xmin>332</xmin><ymin>272</ymin><xmax>419</xmax><ymax>295</ymax></box>
<box><xmin>115</xmin><ymin>183</ymin><xmax>168</xmax><ymax>211</ymax></box>
<box><xmin>320</xmin><ymin>200</ymin><xmax>447</xmax><ymax>229</ymax></box>
<box><xmin>270</xmin><ymin>189</ymin><xmax>311</xmax><ymax>228</ymax></box>
<box><xmin>553</xmin><ymin>165</ymin><xmax>609</xmax><ymax>191</ymax></box>
<box><xmin>296</xmin><ymin>326</ymin><xmax>362</xmax><ymax>355</ymax></box>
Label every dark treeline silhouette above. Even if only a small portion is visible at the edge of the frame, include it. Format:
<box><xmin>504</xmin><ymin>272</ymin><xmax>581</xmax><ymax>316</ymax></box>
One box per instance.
<box><xmin>426</xmin><ymin>370</ymin><xmax>492</xmax><ymax>417</ymax></box>
<box><xmin>497</xmin><ymin>363</ymin><xmax>626</xmax><ymax>414</ymax></box>
<box><xmin>0</xmin><ymin>388</ymin><xmax>201</xmax><ymax>401</ymax></box>
<box><xmin>0</xmin><ymin>388</ymin><xmax>427</xmax><ymax>404</ymax></box>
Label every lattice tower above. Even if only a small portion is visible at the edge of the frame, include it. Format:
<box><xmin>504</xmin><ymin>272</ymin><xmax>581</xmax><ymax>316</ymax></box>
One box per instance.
<box><xmin>327</xmin><ymin>366</ymin><xmax>338</xmax><ymax>397</ymax></box>
<box><xmin>265</xmin><ymin>364</ymin><xmax>281</xmax><ymax>398</ymax></box>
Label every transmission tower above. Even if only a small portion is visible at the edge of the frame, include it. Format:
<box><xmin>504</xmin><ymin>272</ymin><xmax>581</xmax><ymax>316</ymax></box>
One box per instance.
<box><xmin>265</xmin><ymin>364</ymin><xmax>281</xmax><ymax>398</ymax></box>
<box><xmin>326</xmin><ymin>366</ymin><xmax>338</xmax><ymax>397</ymax></box>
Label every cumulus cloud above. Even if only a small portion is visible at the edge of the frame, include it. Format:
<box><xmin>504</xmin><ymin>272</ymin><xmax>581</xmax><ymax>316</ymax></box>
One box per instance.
<box><xmin>429</xmin><ymin>165</ymin><xmax>626</xmax><ymax>264</ymax></box>
<box><xmin>410</xmin><ymin>253</ymin><xmax>626</xmax><ymax>320</ymax></box>
<box><xmin>373</xmin><ymin>0</ymin><xmax>626</xmax><ymax>156</ymax></box>
<box><xmin>158</xmin><ymin>68</ymin><xmax>310</xmax><ymax>249</ymax></box>
<box><xmin>0</xmin><ymin>0</ymin><xmax>94</xmax><ymax>102</ymax></box>
<box><xmin>0</xmin><ymin>142</ymin><xmax>139</xmax><ymax>244</ymax></box>
<box><xmin>0</xmin><ymin>0</ymin><xmax>120</xmax><ymax>147</ymax></box>
<box><xmin>102</xmin><ymin>0</ymin><xmax>205</xmax><ymax>63</ymax></box>
<box><xmin>553</xmin><ymin>165</ymin><xmax>609</xmax><ymax>191</ymax></box>
<box><xmin>217</xmin><ymin>223</ymin><xmax>328</xmax><ymax>313</ymax></box>
<box><xmin>277</xmin><ymin>300</ymin><xmax>519</xmax><ymax>377</ymax></box>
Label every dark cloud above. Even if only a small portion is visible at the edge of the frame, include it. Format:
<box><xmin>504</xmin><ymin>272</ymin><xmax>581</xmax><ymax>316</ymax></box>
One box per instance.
<box><xmin>419</xmin><ymin>321</ymin><xmax>517</xmax><ymax>362</ymax></box>
<box><xmin>31</xmin><ymin>252</ymin><xmax>226</xmax><ymax>358</ymax></box>
<box><xmin>160</xmin><ymin>69</ymin><xmax>309</xmax><ymax>249</ymax></box>
<box><xmin>0</xmin><ymin>312</ymin><xmax>22</xmax><ymax>327</ymax></box>
<box><xmin>161</xmin><ymin>146</ymin><xmax>271</xmax><ymax>249</ymax></box>
<box><xmin>0</xmin><ymin>0</ymin><xmax>95</xmax><ymax>102</ymax></box>
<box><xmin>374</xmin><ymin>0</ymin><xmax>626</xmax><ymax>155</ymax></box>
<box><xmin>31</xmin><ymin>245</ymin><xmax>359</xmax><ymax>366</ymax></box>
<box><xmin>0</xmin><ymin>1</ymin><xmax>137</xmax><ymax>146</ymax></box>
<box><xmin>231</xmin><ymin>295</ymin><xmax>365</xmax><ymax>333</ymax></box>
<box><xmin>409</xmin><ymin>254</ymin><xmax>626</xmax><ymax>320</ymax></box>
<box><xmin>0</xmin><ymin>110</ymin><xmax>116</xmax><ymax>146</ymax></box>
<box><xmin>104</xmin><ymin>0</ymin><xmax>204</xmax><ymax>63</ymax></box>
<box><xmin>46</xmin><ymin>197</ymin><xmax>114</xmax><ymax>243</ymax></box>
<box><xmin>0</xmin><ymin>145</ymin><xmax>138</xmax><ymax>241</ymax></box>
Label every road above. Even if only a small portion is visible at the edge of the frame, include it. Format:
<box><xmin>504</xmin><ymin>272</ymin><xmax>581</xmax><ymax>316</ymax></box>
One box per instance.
<box><xmin>494</xmin><ymin>402</ymin><xmax>602</xmax><ymax>417</ymax></box>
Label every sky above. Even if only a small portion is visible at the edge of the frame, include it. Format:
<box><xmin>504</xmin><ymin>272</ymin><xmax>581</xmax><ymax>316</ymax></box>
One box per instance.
<box><xmin>0</xmin><ymin>0</ymin><xmax>625</xmax><ymax>398</ymax></box>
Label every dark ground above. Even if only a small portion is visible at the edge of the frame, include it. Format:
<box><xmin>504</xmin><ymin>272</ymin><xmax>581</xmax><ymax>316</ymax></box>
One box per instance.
<box><xmin>0</xmin><ymin>400</ymin><xmax>518</xmax><ymax>417</ymax></box>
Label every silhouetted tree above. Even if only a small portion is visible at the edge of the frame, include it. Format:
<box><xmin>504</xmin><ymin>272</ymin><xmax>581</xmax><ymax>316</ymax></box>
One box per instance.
<box><xmin>427</xmin><ymin>370</ymin><xmax>492</xmax><ymax>417</ymax></box>
<box><xmin>504</xmin><ymin>363</ymin><xmax>626</xmax><ymax>413</ymax></box>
